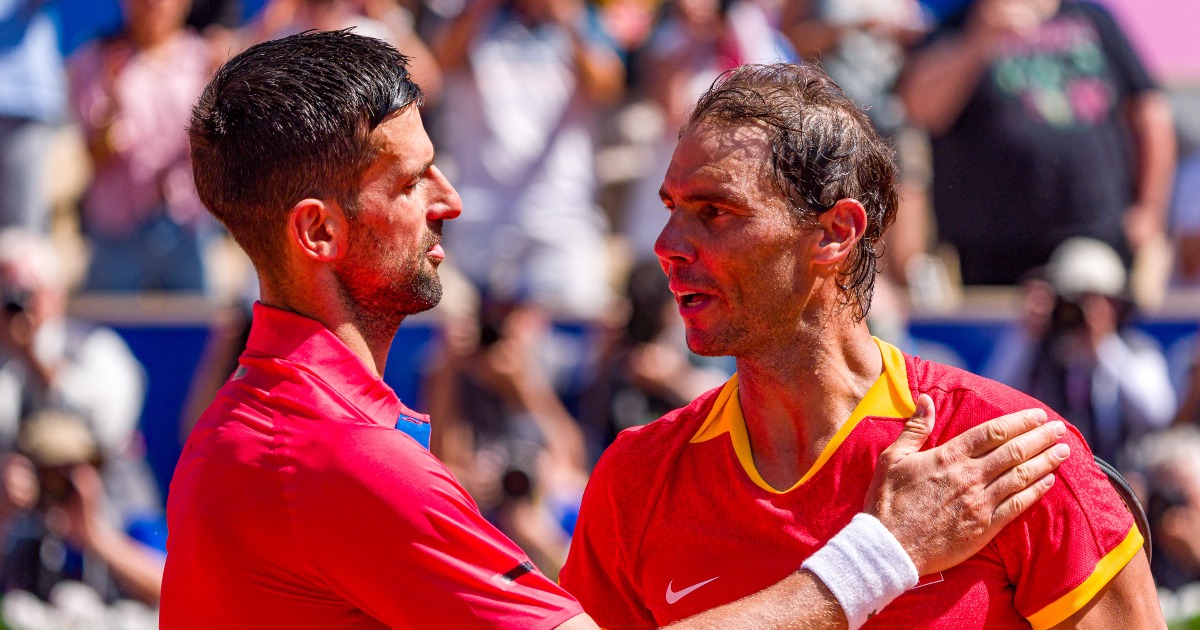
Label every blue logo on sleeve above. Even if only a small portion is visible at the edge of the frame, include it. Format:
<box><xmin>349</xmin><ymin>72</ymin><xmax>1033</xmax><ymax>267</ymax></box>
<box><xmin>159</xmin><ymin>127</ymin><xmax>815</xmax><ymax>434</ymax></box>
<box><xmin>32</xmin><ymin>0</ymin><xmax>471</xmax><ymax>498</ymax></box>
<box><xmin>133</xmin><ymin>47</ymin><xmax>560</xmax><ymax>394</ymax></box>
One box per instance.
<box><xmin>395</xmin><ymin>413</ymin><xmax>431</xmax><ymax>450</ymax></box>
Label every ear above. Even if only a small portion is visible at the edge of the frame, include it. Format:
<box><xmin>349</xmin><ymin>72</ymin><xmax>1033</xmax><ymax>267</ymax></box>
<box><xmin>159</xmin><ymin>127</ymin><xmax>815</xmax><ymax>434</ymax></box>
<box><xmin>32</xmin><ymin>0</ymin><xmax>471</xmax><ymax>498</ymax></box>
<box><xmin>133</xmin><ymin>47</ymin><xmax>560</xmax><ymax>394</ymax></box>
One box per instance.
<box><xmin>288</xmin><ymin>198</ymin><xmax>349</xmax><ymax>262</ymax></box>
<box><xmin>811</xmin><ymin>198</ymin><xmax>867</xmax><ymax>269</ymax></box>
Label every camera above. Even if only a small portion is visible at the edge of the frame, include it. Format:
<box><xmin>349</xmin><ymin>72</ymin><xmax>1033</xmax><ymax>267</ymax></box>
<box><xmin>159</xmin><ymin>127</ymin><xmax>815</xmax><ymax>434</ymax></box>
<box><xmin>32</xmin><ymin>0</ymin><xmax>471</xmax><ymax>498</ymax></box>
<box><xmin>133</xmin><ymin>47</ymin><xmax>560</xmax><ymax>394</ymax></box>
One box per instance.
<box><xmin>2</xmin><ymin>286</ymin><xmax>31</xmax><ymax>316</ymax></box>
<box><xmin>1050</xmin><ymin>295</ymin><xmax>1086</xmax><ymax>334</ymax></box>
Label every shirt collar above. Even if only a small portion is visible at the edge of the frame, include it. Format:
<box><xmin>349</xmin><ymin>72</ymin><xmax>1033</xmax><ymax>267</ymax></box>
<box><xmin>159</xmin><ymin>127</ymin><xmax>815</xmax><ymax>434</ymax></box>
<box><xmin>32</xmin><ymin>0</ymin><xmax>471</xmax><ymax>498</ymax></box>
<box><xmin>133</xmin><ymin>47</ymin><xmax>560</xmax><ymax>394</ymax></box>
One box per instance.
<box><xmin>244</xmin><ymin>302</ymin><xmax>427</xmax><ymax>428</ymax></box>
<box><xmin>688</xmin><ymin>337</ymin><xmax>916</xmax><ymax>493</ymax></box>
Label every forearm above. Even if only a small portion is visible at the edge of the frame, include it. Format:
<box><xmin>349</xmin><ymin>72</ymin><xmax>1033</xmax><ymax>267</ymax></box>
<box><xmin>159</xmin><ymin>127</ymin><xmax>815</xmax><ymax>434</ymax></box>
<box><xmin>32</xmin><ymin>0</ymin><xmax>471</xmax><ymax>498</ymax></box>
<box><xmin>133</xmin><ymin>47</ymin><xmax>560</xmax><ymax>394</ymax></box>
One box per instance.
<box><xmin>896</xmin><ymin>34</ymin><xmax>993</xmax><ymax>135</ymax></box>
<box><xmin>514</xmin><ymin>377</ymin><xmax>587</xmax><ymax>470</ymax></box>
<box><xmin>666</xmin><ymin>570</ymin><xmax>847</xmax><ymax>630</ymax></box>
<box><xmin>431</xmin><ymin>4</ymin><xmax>495</xmax><ymax>71</ymax></box>
<box><xmin>1124</xmin><ymin>92</ymin><xmax>1176</xmax><ymax>238</ymax></box>
<box><xmin>88</xmin><ymin>525</ymin><xmax>164</xmax><ymax>606</ymax></box>
<box><xmin>566</xmin><ymin>27</ymin><xmax>625</xmax><ymax>105</ymax></box>
<box><xmin>785</xmin><ymin>20</ymin><xmax>848</xmax><ymax>60</ymax></box>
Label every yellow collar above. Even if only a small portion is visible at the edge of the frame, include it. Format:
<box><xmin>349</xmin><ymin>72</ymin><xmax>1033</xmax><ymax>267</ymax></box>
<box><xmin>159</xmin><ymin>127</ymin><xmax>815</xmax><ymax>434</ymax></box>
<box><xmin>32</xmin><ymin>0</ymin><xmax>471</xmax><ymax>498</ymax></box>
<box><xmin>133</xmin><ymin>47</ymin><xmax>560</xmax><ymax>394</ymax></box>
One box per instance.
<box><xmin>690</xmin><ymin>338</ymin><xmax>916</xmax><ymax>494</ymax></box>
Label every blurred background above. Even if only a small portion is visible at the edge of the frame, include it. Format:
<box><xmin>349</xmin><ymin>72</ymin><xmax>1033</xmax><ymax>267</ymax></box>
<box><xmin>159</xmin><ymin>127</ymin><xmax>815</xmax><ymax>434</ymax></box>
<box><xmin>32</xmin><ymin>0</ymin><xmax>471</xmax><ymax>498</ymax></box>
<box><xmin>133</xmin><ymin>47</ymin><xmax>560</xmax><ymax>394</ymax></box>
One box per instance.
<box><xmin>0</xmin><ymin>0</ymin><xmax>1198</xmax><ymax>626</ymax></box>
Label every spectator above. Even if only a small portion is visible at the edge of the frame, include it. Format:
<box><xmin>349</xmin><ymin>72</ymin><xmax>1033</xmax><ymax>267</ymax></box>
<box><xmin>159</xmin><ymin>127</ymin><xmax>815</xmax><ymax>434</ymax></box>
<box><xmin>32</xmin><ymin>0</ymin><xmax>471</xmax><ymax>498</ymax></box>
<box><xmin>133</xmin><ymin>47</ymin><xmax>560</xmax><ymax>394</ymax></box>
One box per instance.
<box><xmin>431</xmin><ymin>0</ymin><xmax>625</xmax><ymax>317</ymax></box>
<box><xmin>622</xmin><ymin>0</ymin><xmax>794</xmax><ymax>258</ymax></box>
<box><xmin>0</xmin><ymin>230</ymin><xmax>163</xmax><ymax>605</ymax></box>
<box><xmin>423</xmin><ymin>294</ymin><xmax>588</xmax><ymax>578</ymax></box>
<box><xmin>779</xmin><ymin>0</ymin><xmax>932</xmax><ymax>283</ymax></box>
<box><xmin>0</xmin><ymin>0</ymin><xmax>67</xmax><ymax>233</ymax></box>
<box><xmin>984</xmin><ymin>237</ymin><xmax>1176</xmax><ymax>464</ymax></box>
<box><xmin>780</xmin><ymin>0</ymin><xmax>924</xmax><ymax>137</ymax></box>
<box><xmin>896</xmin><ymin>0</ymin><xmax>1176</xmax><ymax>286</ymax></box>
<box><xmin>68</xmin><ymin>0</ymin><xmax>216</xmax><ymax>293</ymax></box>
<box><xmin>3</xmin><ymin>410</ymin><xmax>164</xmax><ymax>606</ymax></box>
<box><xmin>578</xmin><ymin>258</ymin><xmax>727</xmax><ymax>459</ymax></box>
<box><xmin>252</xmin><ymin>0</ymin><xmax>442</xmax><ymax>101</ymax></box>
<box><xmin>1124</xmin><ymin>425</ymin><xmax>1200</xmax><ymax>591</ymax></box>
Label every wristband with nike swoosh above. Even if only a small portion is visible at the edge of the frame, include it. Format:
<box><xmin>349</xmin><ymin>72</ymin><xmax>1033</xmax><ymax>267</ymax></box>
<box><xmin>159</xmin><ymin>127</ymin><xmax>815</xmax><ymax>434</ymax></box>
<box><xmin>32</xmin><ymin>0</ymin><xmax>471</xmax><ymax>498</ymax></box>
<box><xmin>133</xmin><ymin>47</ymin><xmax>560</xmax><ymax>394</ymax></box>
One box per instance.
<box><xmin>801</xmin><ymin>513</ymin><xmax>919</xmax><ymax>629</ymax></box>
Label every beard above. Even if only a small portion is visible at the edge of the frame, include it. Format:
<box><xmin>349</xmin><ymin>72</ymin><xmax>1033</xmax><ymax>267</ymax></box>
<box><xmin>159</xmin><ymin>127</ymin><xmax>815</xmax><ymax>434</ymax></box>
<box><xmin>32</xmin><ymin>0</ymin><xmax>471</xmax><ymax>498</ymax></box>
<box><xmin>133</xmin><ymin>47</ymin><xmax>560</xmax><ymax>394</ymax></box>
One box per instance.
<box><xmin>335</xmin><ymin>226</ymin><xmax>444</xmax><ymax>338</ymax></box>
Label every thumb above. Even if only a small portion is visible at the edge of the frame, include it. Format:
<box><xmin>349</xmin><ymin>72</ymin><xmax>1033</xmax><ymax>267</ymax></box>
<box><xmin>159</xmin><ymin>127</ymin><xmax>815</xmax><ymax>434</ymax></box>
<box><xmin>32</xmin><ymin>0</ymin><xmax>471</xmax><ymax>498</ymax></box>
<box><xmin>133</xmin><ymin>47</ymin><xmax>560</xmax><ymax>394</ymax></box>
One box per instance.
<box><xmin>886</xmin><ymin>394</ymin><xmax>936</xmax><ymax>458</ymax></box>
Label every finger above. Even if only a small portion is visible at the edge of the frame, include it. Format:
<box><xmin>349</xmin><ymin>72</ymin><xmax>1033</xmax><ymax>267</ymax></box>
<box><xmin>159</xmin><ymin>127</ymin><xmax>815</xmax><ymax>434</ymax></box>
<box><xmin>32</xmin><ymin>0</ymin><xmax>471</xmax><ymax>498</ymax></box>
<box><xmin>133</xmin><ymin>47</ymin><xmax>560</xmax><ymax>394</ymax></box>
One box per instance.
<box><xmin>991</xmin><ymin>473</ymin><xmax>1057</xmax><ymax>529</ymax></box>
<box><xmin>881</xmin><ymin>394</ymin><xmax>936</xmax><ymax>460</ymax></box>
<box><xmin>978</xmin><ymin>420</ymin><xmax>1067</xmax><ymax>483</ymax></box>
<box><xmin>986</xmin><ymin>440</ymin><xmax>1070</xmax><ymax>500</ymax></box>
<box><xmin>946</xmin><ymin>408</ymin><xmax>1048</xmax><ymax>459</ymax></box>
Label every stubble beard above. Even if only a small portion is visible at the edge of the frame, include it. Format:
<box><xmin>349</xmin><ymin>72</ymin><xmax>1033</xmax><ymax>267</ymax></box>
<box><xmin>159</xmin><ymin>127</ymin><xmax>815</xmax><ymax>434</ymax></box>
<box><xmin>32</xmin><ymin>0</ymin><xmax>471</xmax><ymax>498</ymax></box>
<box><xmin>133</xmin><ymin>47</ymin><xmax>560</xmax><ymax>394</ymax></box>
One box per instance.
<box><xmin>337</xmin><ymin>230</ymin><xmax>444</xmax><ymax>341</ymax></box>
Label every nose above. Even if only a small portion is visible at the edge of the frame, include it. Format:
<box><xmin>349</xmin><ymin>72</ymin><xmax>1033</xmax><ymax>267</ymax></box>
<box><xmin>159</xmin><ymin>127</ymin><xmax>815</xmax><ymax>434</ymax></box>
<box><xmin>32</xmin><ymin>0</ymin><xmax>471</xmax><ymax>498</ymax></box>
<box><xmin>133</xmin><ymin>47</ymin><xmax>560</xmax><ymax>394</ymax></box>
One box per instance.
<box><xmin>653</xmin><ymin>211</ymin><xmax>694</xmax><ymax>271</ymax></box>
<box><xmin>427</xmin><ymin>165</ymin><xmax>462</xmax><ymax>222</ymax></box>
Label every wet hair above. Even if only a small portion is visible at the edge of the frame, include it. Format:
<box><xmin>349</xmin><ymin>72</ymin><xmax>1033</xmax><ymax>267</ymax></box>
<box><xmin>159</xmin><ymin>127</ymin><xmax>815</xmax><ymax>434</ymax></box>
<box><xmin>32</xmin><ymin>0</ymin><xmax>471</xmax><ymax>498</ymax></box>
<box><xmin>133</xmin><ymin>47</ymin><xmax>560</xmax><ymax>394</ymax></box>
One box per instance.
<box><xmin>685</xmin><ymin>63</ymin><xmax>898</xmax><ymax>320</ymax></box>
<box><xmin>188</xmin><ymin>29</ymin><xmax>424</xmax><ymax>273</ymax></box>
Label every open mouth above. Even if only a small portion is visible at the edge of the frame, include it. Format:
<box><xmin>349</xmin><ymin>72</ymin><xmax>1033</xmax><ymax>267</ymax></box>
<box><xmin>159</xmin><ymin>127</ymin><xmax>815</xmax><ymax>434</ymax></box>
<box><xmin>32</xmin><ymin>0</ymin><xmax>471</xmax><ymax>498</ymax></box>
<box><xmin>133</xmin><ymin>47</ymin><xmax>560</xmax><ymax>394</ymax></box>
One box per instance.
<box><xmin>675</xmin><ymin>291</ymin><xmax>712</xmax><ymax>310</ymax></box>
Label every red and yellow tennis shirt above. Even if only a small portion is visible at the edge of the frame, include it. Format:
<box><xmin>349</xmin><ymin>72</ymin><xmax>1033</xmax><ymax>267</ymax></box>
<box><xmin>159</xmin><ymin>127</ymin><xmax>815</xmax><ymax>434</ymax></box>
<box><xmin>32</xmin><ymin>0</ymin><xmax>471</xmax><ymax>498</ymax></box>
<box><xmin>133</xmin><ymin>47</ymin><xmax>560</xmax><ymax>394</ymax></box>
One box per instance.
<box><xmin>162</xmin><ymin>303</ymin><xmax>582</xmax><ymax>629</ymax></box>
<box><xmin>560</xmin><ymin>338</ymin><xmax>1141</xmax><ymax>629</ymax></box>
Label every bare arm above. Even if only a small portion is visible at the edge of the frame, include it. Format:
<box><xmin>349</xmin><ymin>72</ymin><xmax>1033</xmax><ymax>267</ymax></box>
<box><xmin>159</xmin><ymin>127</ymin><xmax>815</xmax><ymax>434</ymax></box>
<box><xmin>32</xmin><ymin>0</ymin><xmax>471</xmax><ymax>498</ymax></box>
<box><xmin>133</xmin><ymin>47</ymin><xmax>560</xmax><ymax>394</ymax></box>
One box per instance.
<box><xmin>556</xmin><ymin>397</ymin><xmax>1068</xmax><ymax>629</ymax></box>
<box><xmin>1122</xmin><ymin>92</ymin><xmax>1176</xmax><ymax>251</ymax></box>
<box><xmin>780</xmin><ymin>0</ymin><xmax>847</xmax><ymax>60</ymax></box>
<box><xmin>61</xmin><ymin>465</ymin><xmax>164</xmax><ymax>606</ymax></box>
<box><xmin>1051</xmin><ymin>550</ymin><xmax>1164</xmax><ymax>629</ymax></box>
<box><xmin>546</xmin><ymin>0</ymin><xmax>625</xmax><ymax>105</ymax></box>
<box><xmin>895</xmin><ymin>32</ymin><xmax>993</xmax><ymax>135</ymax></box>
<box><xmin>898</xmin><ymin>0</ymin><xmax>1048</xmax><ymax>135</ymax></box>
<box><xmin>430</xmin><ymin>0</ymin><xmax>501</xmax><ymax>72</ymax></box>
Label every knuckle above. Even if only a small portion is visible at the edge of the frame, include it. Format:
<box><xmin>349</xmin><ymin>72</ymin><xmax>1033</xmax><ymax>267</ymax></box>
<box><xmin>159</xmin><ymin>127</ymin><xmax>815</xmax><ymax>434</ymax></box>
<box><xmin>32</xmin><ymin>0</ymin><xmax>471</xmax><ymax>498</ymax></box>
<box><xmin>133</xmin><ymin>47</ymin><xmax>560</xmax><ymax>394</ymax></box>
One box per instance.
<box><xmin>986</xmin><ymin>422</ymin><xmax>1009</xmax><ymax>446</ymax></box>
<box><xmin>1008</xmin><ymin>462</ymin><xmax>1031</xmax><ymax>488</ymax></box>
<box><xmin>1005</xmin><ymin>440</ymin><xmax>1028</xmax><ymax>464</ymax></box>
<box><xmin>877</xmin><ymin>450</ymin><xmax>901</xmax><ymax>469</ymax></box>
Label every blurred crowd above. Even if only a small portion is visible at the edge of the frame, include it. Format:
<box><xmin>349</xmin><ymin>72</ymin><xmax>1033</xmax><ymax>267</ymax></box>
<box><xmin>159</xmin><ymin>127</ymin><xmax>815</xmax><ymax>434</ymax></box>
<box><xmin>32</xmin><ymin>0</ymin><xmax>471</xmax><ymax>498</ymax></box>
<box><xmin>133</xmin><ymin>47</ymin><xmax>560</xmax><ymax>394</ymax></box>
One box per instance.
<box><xmin>1</xmin><ymin>0</ymin><xmax>1199</xmax><ymax>625</ymax></box>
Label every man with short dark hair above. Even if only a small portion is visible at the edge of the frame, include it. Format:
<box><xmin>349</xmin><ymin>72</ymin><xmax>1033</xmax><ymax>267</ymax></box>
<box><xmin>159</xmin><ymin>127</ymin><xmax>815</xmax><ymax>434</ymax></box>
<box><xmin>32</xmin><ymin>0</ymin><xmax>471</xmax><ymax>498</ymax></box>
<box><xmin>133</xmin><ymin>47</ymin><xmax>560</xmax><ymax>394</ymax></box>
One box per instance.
<box><xmin>162</xmin><ymin>32</ymin><xmax>1068</xmax><ymax>628</ymax></box>
<box><xmin>560</xmin><ymin>63</ymin><xmax>1164</xmax><ymax>629</ymax></box>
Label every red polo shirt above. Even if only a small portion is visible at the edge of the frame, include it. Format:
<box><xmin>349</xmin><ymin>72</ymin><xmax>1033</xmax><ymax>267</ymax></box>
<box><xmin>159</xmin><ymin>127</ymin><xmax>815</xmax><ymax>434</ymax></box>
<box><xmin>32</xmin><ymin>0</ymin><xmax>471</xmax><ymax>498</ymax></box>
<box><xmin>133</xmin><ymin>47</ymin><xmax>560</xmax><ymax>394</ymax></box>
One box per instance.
<box><xmin>162</xmin><ymin>303</ymin><xmax>582</xmax><ymax>629</ymax></box>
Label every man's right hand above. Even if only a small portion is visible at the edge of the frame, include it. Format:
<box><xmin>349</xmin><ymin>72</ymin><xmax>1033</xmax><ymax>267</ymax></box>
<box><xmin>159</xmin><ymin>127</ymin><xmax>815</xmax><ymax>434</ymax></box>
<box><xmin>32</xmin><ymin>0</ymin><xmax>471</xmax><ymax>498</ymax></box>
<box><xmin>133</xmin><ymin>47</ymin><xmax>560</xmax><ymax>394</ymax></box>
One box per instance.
<box><xmin>864</xmin><ymin>395</ymin><xmax>1069</xmax><ymax>575</ymax></box>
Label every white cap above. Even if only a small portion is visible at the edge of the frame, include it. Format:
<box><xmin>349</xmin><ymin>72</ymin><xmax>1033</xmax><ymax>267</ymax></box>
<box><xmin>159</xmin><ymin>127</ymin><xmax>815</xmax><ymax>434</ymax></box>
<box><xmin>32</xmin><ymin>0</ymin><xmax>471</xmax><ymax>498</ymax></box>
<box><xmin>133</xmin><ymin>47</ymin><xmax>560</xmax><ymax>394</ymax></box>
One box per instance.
<box><xmin>1045</xmin><ymin>237</ymin><xmax>1127</xmax><ymax>299</ymax></box>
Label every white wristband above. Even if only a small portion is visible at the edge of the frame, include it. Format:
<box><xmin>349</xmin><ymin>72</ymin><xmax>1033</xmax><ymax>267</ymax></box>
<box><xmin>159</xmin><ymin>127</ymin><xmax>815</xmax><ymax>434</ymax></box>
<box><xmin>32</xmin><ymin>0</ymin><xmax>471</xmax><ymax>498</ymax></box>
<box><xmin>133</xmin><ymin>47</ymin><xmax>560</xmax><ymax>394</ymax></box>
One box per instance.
<box><xmin>800</xmin><ymin>513</ymin><xmax>919</xmax><ymax>629</ymax></box>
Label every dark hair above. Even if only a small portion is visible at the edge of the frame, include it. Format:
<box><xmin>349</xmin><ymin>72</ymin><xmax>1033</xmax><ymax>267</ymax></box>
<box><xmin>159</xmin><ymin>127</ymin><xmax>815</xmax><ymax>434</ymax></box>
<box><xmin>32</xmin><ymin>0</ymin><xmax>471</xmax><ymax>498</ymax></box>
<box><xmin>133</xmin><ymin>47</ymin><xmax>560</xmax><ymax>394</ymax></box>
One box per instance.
<box><xmin>685</xmin><ymin>63</ymin><xmax>897</xmax><ymax>320</ymax></box>
<box><xmin>188</xmin><ymin>29</ymin><xmax>424</xmax><ymax>272</ymax></box>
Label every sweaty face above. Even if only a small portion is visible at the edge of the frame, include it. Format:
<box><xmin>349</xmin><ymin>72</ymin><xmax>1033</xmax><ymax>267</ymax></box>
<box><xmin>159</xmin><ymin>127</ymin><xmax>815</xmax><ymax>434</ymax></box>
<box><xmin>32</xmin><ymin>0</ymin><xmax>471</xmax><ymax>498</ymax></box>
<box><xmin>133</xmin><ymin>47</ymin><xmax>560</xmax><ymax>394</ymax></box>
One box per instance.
<box><xmin>335</xmin><ymin>107</ymin><xmax>462</xmax><ymax>322</ymax></box>
<box><xmin>655</xmin><ymin>119</ymin><xmax>818</xmax><ymax>358</ymax></box>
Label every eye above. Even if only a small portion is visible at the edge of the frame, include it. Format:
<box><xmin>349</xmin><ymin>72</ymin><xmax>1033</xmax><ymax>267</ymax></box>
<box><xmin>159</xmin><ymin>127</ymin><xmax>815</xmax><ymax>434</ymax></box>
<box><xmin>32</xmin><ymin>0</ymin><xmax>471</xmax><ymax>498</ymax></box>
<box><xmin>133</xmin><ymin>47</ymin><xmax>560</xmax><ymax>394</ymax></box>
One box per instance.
<box><xmin>701</xmin><ymin>204</ymin><xmax>728</xmax><ymax>219</ymax></box>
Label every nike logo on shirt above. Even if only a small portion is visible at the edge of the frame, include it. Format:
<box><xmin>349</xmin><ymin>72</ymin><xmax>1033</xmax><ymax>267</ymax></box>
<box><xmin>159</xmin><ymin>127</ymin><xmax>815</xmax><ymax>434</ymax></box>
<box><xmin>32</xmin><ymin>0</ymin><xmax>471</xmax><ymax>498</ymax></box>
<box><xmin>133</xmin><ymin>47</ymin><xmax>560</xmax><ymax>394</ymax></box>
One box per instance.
<box><xmin>666</xmin><ymin>576</ymin><xmax>719</xmax><ymax>604</ymax></box>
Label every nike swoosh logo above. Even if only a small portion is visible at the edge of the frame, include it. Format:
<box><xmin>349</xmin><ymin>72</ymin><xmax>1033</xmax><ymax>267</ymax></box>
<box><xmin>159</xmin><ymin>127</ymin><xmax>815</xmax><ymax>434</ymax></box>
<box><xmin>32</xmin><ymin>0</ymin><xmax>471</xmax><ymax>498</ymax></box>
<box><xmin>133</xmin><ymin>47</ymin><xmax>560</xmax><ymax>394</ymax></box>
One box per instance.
<box><xmin>665</xmin><ymin>576</ymin><xmax>719</xmax><ymax>604</ymax></box>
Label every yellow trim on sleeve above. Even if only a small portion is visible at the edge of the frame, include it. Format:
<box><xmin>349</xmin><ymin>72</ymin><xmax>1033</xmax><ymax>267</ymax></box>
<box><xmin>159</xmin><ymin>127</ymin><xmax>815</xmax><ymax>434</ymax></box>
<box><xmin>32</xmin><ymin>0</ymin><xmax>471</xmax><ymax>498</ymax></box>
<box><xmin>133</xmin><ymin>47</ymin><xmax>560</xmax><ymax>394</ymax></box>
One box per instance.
<box><xmin>689</xmin><ymin>338</ymin><xmax>915</xmax><ymax>494</ymax></box>
<box><xmin>1024</xmin><ymin>525</ymin><xmax>1144</xmax><ymax>630</ymax></box>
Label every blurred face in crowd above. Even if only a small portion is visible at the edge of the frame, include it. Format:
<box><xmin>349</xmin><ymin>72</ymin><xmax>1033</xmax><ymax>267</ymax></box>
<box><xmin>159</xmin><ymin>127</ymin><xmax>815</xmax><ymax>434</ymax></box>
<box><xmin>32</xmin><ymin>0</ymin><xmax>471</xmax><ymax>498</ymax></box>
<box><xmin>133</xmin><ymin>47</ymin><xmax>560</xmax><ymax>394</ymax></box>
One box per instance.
<box><xmin>122</xmin><ymin>0</ymin><xmax>192</xmax><ymax>46</ymax></box>
<box><xmin>333</xmin><ymin>107</ymin><xmax>462</xmax><ymax>320</ymax></box>
<box><xmin>676</xmin><ymin>0</ymin><xmax>723</xmax><ymax>26</ymax></box>
<box><xmin>0</xmin><ymin>239</ymin><xmax>65</xmax><ymax>339</ymax></box>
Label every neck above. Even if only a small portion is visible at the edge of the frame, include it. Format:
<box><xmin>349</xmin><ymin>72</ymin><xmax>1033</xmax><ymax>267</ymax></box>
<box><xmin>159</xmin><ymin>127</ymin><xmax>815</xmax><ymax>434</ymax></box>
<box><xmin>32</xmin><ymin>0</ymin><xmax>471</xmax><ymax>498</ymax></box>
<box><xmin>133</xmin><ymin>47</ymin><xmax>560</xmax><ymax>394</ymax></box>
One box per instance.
<box><xmin>259</xmin><ymin>278</ymin><xmax>402</xmax><ymax>378</ymax></box>
<box><xmin>735</xmin><ymin>314</ymin><xmax>881</xmax><ymax>491</ymax></box>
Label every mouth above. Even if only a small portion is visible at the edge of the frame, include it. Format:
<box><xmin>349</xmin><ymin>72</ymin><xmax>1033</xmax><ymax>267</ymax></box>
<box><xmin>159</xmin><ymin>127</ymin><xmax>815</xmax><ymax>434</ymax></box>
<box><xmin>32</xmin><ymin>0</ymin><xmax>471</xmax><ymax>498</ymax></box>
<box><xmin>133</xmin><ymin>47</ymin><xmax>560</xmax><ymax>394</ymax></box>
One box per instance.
<box><xmin>427</xmin><ymin>242</ymin><xmax>445</xmax><ymax>262</ymax></box>
<box><xmin>672</xmin><ymin>286</ymin><xmax>714</xmax><ymax>313</ymax></box>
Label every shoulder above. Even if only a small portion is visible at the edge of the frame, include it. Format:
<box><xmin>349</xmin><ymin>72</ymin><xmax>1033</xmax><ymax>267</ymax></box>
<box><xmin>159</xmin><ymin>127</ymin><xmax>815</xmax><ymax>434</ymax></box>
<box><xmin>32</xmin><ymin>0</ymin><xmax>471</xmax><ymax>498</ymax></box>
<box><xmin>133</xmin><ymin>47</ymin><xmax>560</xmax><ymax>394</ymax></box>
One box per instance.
<box><xmin>593</xmin><ymin>384</ymin><xmax>725</xmax><ymax>481</ymax></box>
<box><xmin>1061</xmin><ymin>1</ymin><xmax>1121</xmax><ymax>25</ymax></box>
<box><xmin>581</xmin><ymin>383</ymin><xmax>725</xmax><ymax>532</ymax></box>
<box><xmin>907</xmin><ymin>354</ymin><xmax>1054</xmax><ymax>443</ymax></box>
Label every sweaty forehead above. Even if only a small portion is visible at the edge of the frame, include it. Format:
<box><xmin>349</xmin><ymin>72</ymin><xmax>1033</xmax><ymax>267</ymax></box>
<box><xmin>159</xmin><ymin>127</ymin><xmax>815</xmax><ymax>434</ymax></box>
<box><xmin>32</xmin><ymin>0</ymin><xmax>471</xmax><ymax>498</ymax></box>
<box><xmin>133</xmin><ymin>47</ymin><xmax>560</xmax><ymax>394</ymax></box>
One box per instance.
<box><xmin>660</xmin><ymin>120</ymin><xmax>774</xmax><ymax>201</ymax></box>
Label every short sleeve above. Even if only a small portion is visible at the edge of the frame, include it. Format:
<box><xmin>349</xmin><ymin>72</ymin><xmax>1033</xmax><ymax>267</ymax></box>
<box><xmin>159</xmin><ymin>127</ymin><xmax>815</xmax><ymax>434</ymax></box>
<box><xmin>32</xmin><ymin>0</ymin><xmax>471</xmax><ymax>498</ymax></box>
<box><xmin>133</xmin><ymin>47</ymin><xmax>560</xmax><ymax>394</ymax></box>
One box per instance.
<box><xmin>978</xmin><ymin>400</ymin><xmax>1143</xmax><ymax>629</ymax></box>
<box><xmin>560</xmin><ymin>444</ymin><xmax>658</xmax><ymax>630</ymax></box>
<box><xmin>1078</xmin><ymin>2</ymin><xmax>1155</xmax><ymax>96</ymax></box>
<box><xmin>296</xmin><ymin>426</ymin><xmax>583</xmax><ymax>630</ymax></box>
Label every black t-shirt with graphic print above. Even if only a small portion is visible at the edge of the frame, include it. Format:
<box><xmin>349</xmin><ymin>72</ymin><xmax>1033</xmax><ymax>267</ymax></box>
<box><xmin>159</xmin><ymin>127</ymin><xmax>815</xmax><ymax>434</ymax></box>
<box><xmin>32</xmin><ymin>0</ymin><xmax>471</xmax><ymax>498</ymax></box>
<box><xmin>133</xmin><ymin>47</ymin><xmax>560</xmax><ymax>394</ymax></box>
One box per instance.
<box><xmin>928</xmin><ymin>1</ymin><xmax>1155</xmax><ymax>285</ymax></box>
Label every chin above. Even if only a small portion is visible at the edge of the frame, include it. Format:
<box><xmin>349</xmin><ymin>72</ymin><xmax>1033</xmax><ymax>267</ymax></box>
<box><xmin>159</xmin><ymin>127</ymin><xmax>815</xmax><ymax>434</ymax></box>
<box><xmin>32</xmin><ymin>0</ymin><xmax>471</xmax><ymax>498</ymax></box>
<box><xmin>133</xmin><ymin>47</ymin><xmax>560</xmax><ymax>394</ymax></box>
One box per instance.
<box><xmin>684</xmin><ymin>330</ymin><xmax>730</xmax><ymax>358</ymax></box>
